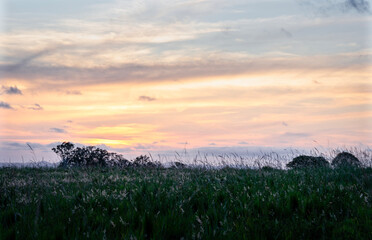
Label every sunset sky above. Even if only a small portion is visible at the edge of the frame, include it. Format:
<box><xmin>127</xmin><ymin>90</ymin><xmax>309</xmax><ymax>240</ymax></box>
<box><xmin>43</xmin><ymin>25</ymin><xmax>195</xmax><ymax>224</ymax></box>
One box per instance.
<box><xmin>0</xmin><ymin>0</ymin><xmax>371</xmax><ymax>162</ymax></box>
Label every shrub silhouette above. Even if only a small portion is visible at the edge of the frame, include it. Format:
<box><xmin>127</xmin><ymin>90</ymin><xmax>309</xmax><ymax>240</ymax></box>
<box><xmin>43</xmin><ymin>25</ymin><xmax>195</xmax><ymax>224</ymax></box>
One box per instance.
<box><xmin>332</xmin><ymin>152</ymin><xmax>361</xmax><ymax>168</ymax></box>
<box><xmin>132</xmin><ymin>155</ymin><xmax>162</xmax><ymax>168</ymax></box>
<box><xmin>287</xmin><ymin>155</ymin><xmax>329</xmax><ymax>169</ymax></box>
<box><xmin>261</xmin><ymin>166</ymin><xmax>276</xmax><ymax>171</ymax></box>
<box><xmin>52</xmin><ymin>142</ymin><xmax>130</xmax><ymax>167</ymax></box>
<box><xmin>170</xmin><ymin>161</ymin><xmax>186</xmax><ymax>169</ymax></box>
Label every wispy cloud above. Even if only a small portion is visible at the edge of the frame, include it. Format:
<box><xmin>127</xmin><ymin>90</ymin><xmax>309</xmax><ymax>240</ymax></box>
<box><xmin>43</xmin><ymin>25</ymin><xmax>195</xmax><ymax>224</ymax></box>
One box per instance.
<box><xmin>280</xmin><ymin>28</ymin><xmax>292</xmax><ymax>38</ymax></box>
<box><xmin>299</xmin><ymin>0</ymin><xmax>371</xmax><ymax>14</ymax></box>
<box><xmin>4</xmin><ymin>49</ymin><xmax>52</xmax><ymax>72</ymax></box>
<box><xmin>1</xmin><ymin>52</ymin><xmax>369</xmax><ymax>89</ymax></box>
<box><xmin>0</xmin><ymin>101</ymin><xmax>13</xmax><ymax>109</ymax></box>
<box><xmin>345</xmin><ymin>0</ymin><xmax>370</xmax><ymax>13</ymax></box>
<box><xmin>49</xmin><ymin>128</ymin><xmax>66</xmax><ymax>133</ymax></box>
<box><xmin>0</xmin><ymin>2</ymin><xmax>369</xmax><ymax>94</ymax></box>
<box><xmin>138</xmin><ymin>96</ymin><xmax>156</xmax><ymax>101</ymax></box>
<box><xmin>1</xmin><ymin>86</ymin><xmax>22</xmax><ymax>95</ymax></box>
<box><xmin>28</xmin><ymin>104</ymin><xmax>43</xmax><ymax>111</ymax></box>
<box><xmin>133</xmin><ymin>144</ymin><xmax>148</xmax><ymax>150</ymax></box>
<box><xmin>66</xmin><ymin>90</ymin><xmax>82</xmax><ymax>95</ymax></box>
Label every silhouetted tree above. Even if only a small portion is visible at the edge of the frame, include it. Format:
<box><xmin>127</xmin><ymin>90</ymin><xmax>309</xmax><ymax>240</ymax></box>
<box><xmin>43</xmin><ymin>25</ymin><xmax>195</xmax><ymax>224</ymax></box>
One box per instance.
<box><xmin>52</xmin><ymin>142</ymin><xmax>75</xmax><ymax>167</ymax></box>
<box><xmin>52</xmin><ymin>142</ymin><xmax>130</xmax><ymax>167</ymax></box>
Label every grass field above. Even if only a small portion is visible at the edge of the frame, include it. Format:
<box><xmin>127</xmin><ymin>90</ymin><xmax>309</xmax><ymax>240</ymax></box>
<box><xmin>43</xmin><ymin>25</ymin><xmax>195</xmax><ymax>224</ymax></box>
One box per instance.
<box><xmin>1</xmin><ymin>166</ymin><xmax>372</xmax><ymax>239</ymax></box>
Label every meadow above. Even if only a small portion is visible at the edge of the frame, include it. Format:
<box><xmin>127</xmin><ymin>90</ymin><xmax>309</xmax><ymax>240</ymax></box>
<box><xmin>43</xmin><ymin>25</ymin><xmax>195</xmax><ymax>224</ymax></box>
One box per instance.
<box><xmin>1</xmin><ymin>165</ymin><xmax>372</xmax><ymax>239</ymax></box>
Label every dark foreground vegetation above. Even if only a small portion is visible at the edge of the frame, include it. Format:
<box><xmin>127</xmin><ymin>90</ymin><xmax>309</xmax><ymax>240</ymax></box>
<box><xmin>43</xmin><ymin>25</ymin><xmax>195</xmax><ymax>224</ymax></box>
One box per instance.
<box><xmin>1</xmin><ymin>166</ymin><xmax>372</xmax><ymax>240</ymax></box>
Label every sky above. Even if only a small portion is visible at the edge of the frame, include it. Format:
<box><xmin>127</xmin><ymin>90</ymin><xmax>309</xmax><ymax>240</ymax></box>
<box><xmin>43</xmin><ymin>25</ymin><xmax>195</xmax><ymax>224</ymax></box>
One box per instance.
<box><xmin>0</xmin><ymin>0</ymin><xmax>371</xmax><ymax>162</ymax></box>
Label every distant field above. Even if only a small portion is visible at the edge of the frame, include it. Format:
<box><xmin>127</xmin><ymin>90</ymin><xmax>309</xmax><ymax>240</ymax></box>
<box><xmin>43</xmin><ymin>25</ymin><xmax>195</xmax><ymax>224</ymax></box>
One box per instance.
<box><xmin>1</xmin><ymin>167</ymin><xmax>372</xmax><ymax>239</ymax></box>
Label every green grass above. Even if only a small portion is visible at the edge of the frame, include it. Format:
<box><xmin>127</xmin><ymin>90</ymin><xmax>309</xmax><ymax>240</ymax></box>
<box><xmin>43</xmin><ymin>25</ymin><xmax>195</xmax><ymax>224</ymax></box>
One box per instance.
<box><xmin>1</xmin><ymin>167</ymin><xmax>372</xmax><ymax>239</ymax></box>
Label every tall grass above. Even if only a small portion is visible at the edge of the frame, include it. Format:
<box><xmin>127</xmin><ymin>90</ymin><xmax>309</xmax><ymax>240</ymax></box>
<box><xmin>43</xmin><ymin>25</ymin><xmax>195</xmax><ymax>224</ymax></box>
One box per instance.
<box><xmin>155</xmin><ymin>145</ymin><xmax>372</xmax><ymax>169</ymax></box>
<box><xmin>1</xmin><ymin>166</ymin><xmax>372</xmax><ymax>239</ymax></box>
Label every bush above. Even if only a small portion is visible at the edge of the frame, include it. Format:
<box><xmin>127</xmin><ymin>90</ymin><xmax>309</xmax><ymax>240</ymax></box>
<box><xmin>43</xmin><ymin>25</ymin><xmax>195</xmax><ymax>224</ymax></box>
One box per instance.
<box><xmin>132</xmin><ymin>155</ymin><xmax>162</xmax><ymax>168</ymax></box>
<box><xmin>287</xmin><ymin>155</ymin><xmax>329</xmax><ymax>169</ymax></box>
<box><xmin>332</xmin><ymin>152</ymin><xmax>361</xmax><ymax>168</ymax></box>
<box><xmin>52</xmin><ymin>142</ymin><xmax>130</xmax><ymax>168</ymax></box>
<box><xmin>261</xmin><ymin>166</ymin><xmax>276</xmax><ymax>171</ymax></box>
<box><xmin>170</xmin><ymin>161</ymin><xmax>186</xmax><ymax>169</ymax></box>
